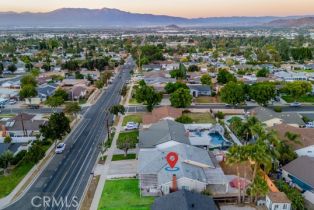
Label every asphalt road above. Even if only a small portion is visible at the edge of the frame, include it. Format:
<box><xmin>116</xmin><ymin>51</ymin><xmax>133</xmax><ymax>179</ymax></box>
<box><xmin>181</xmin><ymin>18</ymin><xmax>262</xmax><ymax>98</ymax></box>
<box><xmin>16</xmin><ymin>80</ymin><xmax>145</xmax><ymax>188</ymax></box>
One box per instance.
<box><xmin>2</xmin><ymin>58</ymin><xmax>134</xmax><ymax>210</ymax></box>
<box><xmin>126</xmin><ymin>104</ymin><xmax>314</xmax><ymax>113</ymax></box>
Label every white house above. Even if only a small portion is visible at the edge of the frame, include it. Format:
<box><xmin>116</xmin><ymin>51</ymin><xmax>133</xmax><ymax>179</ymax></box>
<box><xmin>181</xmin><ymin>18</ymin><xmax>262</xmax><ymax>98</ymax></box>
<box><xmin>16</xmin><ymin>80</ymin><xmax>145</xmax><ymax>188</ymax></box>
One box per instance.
<box><xmin>266</xmin><ymin>192</ymin><xmax>291</xmax><ymax>210</ymax></box>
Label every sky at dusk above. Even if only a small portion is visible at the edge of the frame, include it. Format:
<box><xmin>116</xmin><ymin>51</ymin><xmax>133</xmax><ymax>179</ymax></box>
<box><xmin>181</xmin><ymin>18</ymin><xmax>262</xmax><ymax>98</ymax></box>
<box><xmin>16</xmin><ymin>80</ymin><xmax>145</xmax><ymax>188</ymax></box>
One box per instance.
<box><xmin>1</xmin><ymin>0</ymin><xmax>314</xmax><ymax>18</ymax></box>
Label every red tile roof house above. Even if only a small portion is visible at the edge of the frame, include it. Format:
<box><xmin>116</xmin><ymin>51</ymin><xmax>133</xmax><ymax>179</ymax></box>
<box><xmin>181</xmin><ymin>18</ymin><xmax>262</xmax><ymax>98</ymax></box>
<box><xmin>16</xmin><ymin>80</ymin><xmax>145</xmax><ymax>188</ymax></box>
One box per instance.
<box><xmin>142</xmin><ymin>106</ymin><xmax>182</xmax><ymax>128</ymax></box>
<box><xmin>272</xmin><ymin>123</ymin><xmax>314</xmax><ymax>158</ymax></box>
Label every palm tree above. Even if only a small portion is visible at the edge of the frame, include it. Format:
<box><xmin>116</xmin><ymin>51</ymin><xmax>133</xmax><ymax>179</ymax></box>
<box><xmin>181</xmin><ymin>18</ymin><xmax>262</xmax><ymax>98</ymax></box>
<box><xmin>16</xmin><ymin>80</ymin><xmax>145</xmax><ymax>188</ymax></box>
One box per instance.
<box><xmin>285</xmin><ymin>131</ymin><xmax>301</xmax><ymax>145</ymax></box>
<box><xmin>0</xmin><ymin>151</ymin><xmax>14</xmax><ymax>175</ymax></box>
<box><xmin>226</xmin><ymin>145</ymin><xmax>243</xmax><ymax>203</ymax></box>
<box><xmin>249</xmin><ymin>174</ymin><xmax>268</xmax><ymax>204</ymax></box>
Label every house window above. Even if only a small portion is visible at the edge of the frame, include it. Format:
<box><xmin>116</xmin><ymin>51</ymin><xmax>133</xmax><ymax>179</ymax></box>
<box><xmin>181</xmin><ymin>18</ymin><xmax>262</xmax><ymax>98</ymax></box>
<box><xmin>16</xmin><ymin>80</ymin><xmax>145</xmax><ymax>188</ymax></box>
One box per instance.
<box><xmin>182</xmin><ymin>186</ymin><xmax>189</xmax><ymax>190</ymax></box>
<box><xmin>274</xmin><ymin>204</ymin><xmax>279</xmax><ymax>210</ymax></box>
<box><xmin>283</xmin><ymin>204</ymin><xmax>287</xmax><ymax>209</ymax></box>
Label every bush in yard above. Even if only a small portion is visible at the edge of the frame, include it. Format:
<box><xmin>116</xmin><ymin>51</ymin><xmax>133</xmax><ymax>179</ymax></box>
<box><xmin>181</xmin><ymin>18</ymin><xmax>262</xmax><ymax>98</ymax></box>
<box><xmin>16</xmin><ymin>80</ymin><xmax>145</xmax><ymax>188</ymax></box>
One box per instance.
<box><xmin>182</xmin><ymin>109</ymin><xmax>191</xmax><ymax>114</ymax></box>
<box><xmin>215</xmin><ymin>111</ymin><xmax>225</xmax><ymax>119</ymax></box>
<box><xmin>4</xmin><ymin>136</ymin><xmax>12</xmax><ymax>143</ymax></box>
<box><xmin>24</xmin><ymin>143</ymin><xmax>46</xmax><ymax>163</ymax></box>
<box><xmin>274</xmin><ymin>106</ymin><xmax>282</xmax><ymax>113</ymax></box>
<box><xmin>175</xmin><ymin>115</ymin><xmax>193</xmax><ymax>124</ymax></box>
<box><xmin>11</xmin><ymin>150</ymin><xmax>27</xmax><ymax>165</ymax></box>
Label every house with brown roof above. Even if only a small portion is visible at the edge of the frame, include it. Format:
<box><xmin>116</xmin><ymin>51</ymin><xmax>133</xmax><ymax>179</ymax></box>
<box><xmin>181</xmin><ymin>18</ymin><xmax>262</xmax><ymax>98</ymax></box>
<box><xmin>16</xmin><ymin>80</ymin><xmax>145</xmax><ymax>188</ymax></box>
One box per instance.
<box><xmin>272</xmin><ymin>124</ymin><xmax>314</xmax><ymax>157</ymax></box>
<box><xmin>266</xmin><ymin>192</ymin><xmax>291</xmax><ymax>210</ymax></box>
<box><xmin>142</xmin><ymin>106</ymin><xmax>182</xmax><ymax>128</ymax></box>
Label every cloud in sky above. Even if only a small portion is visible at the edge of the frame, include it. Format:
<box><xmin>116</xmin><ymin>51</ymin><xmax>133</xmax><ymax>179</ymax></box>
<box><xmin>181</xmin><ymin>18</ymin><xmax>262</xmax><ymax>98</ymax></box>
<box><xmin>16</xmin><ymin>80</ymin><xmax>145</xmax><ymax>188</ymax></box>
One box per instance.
<box><xmin>1</xmin><ymin>0</ymin><xmax>314</xmax><ymax>18</ymax></box>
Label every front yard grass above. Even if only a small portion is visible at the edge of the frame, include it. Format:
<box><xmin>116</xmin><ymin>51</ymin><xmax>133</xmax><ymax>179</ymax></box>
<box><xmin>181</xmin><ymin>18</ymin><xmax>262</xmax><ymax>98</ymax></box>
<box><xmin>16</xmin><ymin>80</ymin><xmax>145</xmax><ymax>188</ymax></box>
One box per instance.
<box><xmin>183</xmin><ymin>112</ymin><xmax>216</xmax><ymax>124</ymax></box>
<box><xmin>282</xmin><ymin>95</ymin><xmax>314</xmax><ymax>103</ymax></box>
<box><xmin>194</xmin><ymin>96</ymin><xmax>221</xmax><ymax>104</ymax></box>
<box><xmin>98</xmin><ymin>179</ymin><xmax>154</xmax><ymax>210</ymax></box>
<box><xmin>122</xmin><ymin>114</ymin><xmax>143</xmax><ymax>126</ymax></box>
<box><xmin>0</xmin><ymin>162</ymin><xmax>34</xmax><ymax>198</ymax></box>
<box><xmin>117</xmin><ymin>131</ymin><xmax>139</xmax><ymax>147</ymax></box>
<box><xmin>112</xmin><ymin>154</ymin><xmax>136</xmax><ymax>161</ymax></box>
<box><xmin>128</xmin><ymin>97</ymin><xmax>140</xmax><ymax>105</ymax></box>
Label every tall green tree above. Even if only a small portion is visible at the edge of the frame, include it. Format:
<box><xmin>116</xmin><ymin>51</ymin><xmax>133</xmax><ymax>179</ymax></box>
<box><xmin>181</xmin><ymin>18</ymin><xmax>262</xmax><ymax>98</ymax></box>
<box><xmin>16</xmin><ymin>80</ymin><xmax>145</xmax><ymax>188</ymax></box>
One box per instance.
<box><xmin>170</xmin><ymin>88</ymin><xmax>192</xmax><ymax>108</ymax></box>
<box><xmin>249</xmin><ymin>82</ymin><xmax>275</xmax><ymax>106</ymax></box>
<box><xmin>19</xmin><ymin>84</ymin><xmax>37</xmax><ymax>100</ymax></box>
<box><xmin>109</xmin><ymin>104</ymin><xmax>125</xmax><ymax>116</ymax></box>
<box><xmin>135</xmin><ymin>80</ymin><xmax>162</xmax><ymax>112</ymax></box>
<box><xmin>40</xmin><ymin>112</ymin><xmax>71</xmax><ymax>148</ymax></box>
<box><xmin>200</xmin><ymin>74</ymin><xmax>212</xmax><ymax>86</ymax></box>
<box><xmin>0</xmin><ymin>151</ymin><xmax>14</xmax><ymax>175</ymax></box>
<box><xmin>64</xmin><ymin>102</ymin><xmax>81</xmax><ymax>117</ymax></box>
<box><xmin>220</xmin><ymin>81</ymin><xmax>245</xmax><ymax>106</ymax></box>
<box><xmin>283</xmin><ymin>81</ymin><xmax>312</xmax><ymax>102</ymax></box>
<box><xmin>217</xmin><ymin>69</ymin><xmax>236</xmax><ymax>84</ymax></box>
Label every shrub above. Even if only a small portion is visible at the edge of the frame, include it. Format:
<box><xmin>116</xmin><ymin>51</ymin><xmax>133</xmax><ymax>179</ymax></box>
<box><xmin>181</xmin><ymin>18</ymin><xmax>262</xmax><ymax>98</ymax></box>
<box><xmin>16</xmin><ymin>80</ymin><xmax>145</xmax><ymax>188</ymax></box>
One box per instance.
<box><xmin>274</xmin><ymin>106</ymin><xmax>282</xmax><ymax>112</ymax></box>
<box><xmin>182</xmin><ymin>109</ymin><xmax>191</xmax><ymax>114</ymax></box>
<box><xmin>175</xmin><ymin>115</ymin><xmax>193</xmax><ymax>124</ymax></box>
<box><xmin>215</xmin><ymin>111</ymin><xmax>225</xmax><ymax>119</ymax></box>
<box><xmin>11</xmin><ymin>150</ymin><xmax>27</xmax><ymax>165</ymax></box>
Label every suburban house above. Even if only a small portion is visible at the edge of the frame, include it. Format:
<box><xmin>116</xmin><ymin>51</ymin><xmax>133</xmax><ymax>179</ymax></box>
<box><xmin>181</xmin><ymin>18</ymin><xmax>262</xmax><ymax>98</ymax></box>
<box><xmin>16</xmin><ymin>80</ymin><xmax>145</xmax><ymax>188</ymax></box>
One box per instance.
<box><xmin>138</xmin><ymin>141</ymin><xmax>227</xmax><ymax>196</ymax></box>
<box><xmin>0</xmin><ymin>113</ymin><xmax>47</xmax><ymax>137</ymax></box>
<box><xmin>162</xmin><ymin>63</ymin><xmax>180</xmax><ymax>71</ymax></box>
<box><xmin>37</xmin><ymin>83</ymin><xmax>59</xmax><ymax>100</ymax></box>
<box><xmin>142</xmin><ymin>64</ymin><xmax>162</xmax><ymax>71</ymax></box>
<box><xmin>274</xmin><ymin>71</ymin><xmax>308</xmax><ymax>82</ymax></box>
<box><xmin>151</xmin><ymin>190</ymin><xmax>219</xmax><ymax>210</ymax></box>
<box><xmin>142</xmin><ymin>106</ymin><xmax>182</xmax><ymax>128</ymax></box>
<box><xmin>250</xmin><ymin>107</ymin><xmax>305</xmax><ymax>127</ymax></box>
<box><xmin>265</xmin><ymin>192</ymin><xmax>291</xmax><ymax>210</ymax></box>
<box><xmin>138</xmin><ymin>120</ymin><xmax>226</xmax><ymax>196</ymax></box>
<box><xmin>187</xmin><ymin>84</ymin><xmax>211</xmax><ymax>97</ymax></box>
<box><xmin>282</xmin><ymin>156</ymin><xmax>314</xmax><ymax>192</ymax></box>
<box><xmin>273</xmin><ymin>124</ymin><xmax>314</xmax><ymax>157</ymax></box>
<box><xmin>0</xmin><ymin>143</ymin><xmax>29</xmax><ymax>156</ymax></box>
<box><xmin>138</xmin><ymin>120</ymin><xmax>190</xmax><ymax>148</ymax></box>
<box><xmin>67</xmin><ymin>85</ymin><xmax>88</xmax><ymax>100</ymax></box>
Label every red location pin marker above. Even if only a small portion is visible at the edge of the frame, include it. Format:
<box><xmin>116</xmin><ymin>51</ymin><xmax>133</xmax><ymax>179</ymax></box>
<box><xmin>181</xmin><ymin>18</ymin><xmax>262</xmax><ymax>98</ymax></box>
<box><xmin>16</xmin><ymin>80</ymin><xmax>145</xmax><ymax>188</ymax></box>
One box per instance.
<box><xmin>166</xmin><ymin>152</ymin><xmax>179</xmax><ymax>168</ymax></box>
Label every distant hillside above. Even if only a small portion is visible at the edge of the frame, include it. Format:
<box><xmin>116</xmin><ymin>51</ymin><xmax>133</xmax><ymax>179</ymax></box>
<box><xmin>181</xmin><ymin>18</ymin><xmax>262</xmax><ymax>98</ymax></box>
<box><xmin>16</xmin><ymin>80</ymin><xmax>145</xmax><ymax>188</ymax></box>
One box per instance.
<box><xmin>0</xmin><ymin>7</ymin><xmax>311</xmax><ymax>28</ymax></box>
<box><xmin>266</xmin><ymin>17</ymin><xmax>314</xmax><ymax>27</ymax></box>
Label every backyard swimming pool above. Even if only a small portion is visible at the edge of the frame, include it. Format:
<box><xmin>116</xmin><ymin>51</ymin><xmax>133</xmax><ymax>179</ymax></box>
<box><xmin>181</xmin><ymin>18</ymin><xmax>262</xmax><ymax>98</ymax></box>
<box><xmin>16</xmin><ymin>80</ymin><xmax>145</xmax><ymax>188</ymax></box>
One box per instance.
<box><xmin>209</xmin><ymin>132</ymin><xmax>230</xmax><ymax>147</ymax></box>
<box><xmin>188</xmin><ymin>130</ymin><xmax>231</xmax><ymax>149</ymax></box>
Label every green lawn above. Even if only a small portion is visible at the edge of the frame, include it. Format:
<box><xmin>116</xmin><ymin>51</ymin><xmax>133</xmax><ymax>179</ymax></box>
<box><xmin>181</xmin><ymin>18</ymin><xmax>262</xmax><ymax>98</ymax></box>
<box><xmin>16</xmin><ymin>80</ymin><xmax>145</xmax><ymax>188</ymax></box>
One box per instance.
<box><xmin>112</xmin><ymin>154</ymin><xmax>136</xmax><ymax>161</ymax></box>
<box><xmin>128</xmin><ymin>98</ymin><xmax>140</xmax><ymax>105</ymax></box>
<box><xmin>122</xmin><ymin>114</ymin><xmax>143</xmax><ymax>126</ymax></box>
<box><xmin>282</xmin><ymin>95</ymin><xmax>314</xmax><ymax>103</ymax></box>
<box><xmin>117</xmin><ymin>131</ymin><xmax>139</xmax><ymax>148</ymax></box>
<box><xmin>0</xmin><ymin>162</ymin><xmax>34</xmax><ymax>198</ymax></box>
<box><xmin>98</xmin><ymin>179</ymin><xmax>154</xmax><ymax>210</ymax></box>
<box><xmin>183</xmin><ymin>112</ymin><xmax>216</xmax><ymax>123</ymax></box>
<box><xmin>194</xmin><ymin>96</ymin><xmax>221</xmax><ymax>104</ymax></box>
<box><xmin>0</xmin><ymin>114</ymin><xmax>16</xmax><ymax>119</ymax></box>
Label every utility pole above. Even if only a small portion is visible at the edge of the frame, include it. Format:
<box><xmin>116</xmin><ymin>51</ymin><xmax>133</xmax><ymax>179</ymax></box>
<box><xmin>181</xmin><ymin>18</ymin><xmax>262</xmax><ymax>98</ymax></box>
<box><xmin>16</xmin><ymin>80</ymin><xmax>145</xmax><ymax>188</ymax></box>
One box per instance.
<box><xmin>20</xmin><ymin>113</ymin><xmax>26</xmax><ymax>136</ymax></box>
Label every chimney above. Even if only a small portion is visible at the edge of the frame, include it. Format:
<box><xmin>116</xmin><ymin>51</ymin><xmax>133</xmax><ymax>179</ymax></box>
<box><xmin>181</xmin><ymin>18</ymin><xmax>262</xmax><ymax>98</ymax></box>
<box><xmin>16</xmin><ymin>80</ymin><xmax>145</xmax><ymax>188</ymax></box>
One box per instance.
<box><xmin>171</xmin><ymin>174</ymin><xmax>178</xmax><ymax>192</ymax></box>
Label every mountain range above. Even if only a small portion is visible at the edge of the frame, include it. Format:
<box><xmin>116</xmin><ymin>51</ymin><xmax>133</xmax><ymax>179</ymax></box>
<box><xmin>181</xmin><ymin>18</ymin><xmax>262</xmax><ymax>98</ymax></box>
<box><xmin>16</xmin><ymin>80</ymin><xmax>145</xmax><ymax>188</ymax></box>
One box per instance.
<box><xmin>0</xmin><ymin>7</ymin><xmax>313</xmax><ymax>28</ymax></box>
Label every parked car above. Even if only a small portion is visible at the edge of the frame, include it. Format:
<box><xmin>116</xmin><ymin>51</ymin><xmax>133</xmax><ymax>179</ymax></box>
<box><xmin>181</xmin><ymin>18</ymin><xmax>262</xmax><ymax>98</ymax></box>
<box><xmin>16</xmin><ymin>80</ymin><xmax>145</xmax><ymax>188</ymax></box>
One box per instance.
<box><xmin>55</xmin><ymin>143</ymin><xmax>66</xmax><ymax>154</ymax></box>
<box><xmin>124</xmin><ymin>122</ymin><xmax>139</xmax><ymax>130</ymax></box>
<box><xmin>290</xmin><ymin>102</ymin><xmax>301</xmax><ymax>107</ymax></box>
<box><xmin>306</xmin><ymin>122</ymin><xmax>314</xmax><ymax>128</ymax></box>
<box><xmin>9</xmin><ymin>99</ymin><xmax>17</xmax><ymax>105</ymax></box>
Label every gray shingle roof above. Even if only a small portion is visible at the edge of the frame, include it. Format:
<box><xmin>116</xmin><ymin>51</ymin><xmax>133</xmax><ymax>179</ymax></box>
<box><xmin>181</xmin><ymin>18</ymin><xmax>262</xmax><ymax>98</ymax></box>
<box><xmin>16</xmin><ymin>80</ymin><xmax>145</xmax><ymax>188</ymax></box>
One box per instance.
<box><xmin>251</xmin><ymin>107</ymin><xmax>305</xmax><ymax>126</ymax></box>
<box><xmin>188</xmin><ymin>84</ymin><xmax>211</xmax><ymax>92</ymax></box>
<box><xmin>283</xmin><ymin>156</ymin><xmax>314</xmax><ymax>188</ymax></box>
<box><xmin>139</xmin><ymin>120</ymin><xmax>190</xmax><ymax>148</ymax></box>
<box><xmin>138</xmin><ymin>142</ymin><xmax>225</xmax><ymax>186</ymax></box>
<box><xmin>151</xmin><ymin>190</ymin><xmax>218</xmax><ymax>210</ymax></box>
